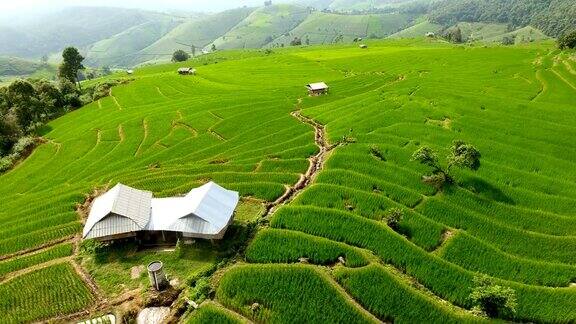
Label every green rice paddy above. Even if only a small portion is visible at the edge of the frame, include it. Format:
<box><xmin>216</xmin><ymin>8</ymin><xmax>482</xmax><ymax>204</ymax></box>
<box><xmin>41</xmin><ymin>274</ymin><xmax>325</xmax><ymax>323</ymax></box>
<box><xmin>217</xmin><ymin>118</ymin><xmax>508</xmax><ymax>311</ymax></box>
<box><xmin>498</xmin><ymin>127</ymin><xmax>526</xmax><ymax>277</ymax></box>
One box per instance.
<box><xmin>1</xmin><ymin>39</ymin><xmax>575</xmax><ymax>322</ymax></box>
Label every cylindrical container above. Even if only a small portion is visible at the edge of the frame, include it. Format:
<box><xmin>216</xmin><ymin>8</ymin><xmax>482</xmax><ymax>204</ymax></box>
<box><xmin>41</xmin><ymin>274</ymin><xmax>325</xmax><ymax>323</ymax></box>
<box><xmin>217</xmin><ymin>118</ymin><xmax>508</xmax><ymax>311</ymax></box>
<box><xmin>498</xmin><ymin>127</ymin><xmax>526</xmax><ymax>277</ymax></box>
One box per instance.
<box><xmin>147</xmin><ymin>261</ymin><xmax>168</xmax><ymax>291</ymax></box>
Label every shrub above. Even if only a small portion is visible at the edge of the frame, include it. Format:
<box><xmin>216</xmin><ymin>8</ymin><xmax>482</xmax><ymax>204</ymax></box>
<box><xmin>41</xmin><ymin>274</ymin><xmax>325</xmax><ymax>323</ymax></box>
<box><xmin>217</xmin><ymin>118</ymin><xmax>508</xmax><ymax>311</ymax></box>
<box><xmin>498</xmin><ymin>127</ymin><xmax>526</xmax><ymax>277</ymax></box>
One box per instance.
<box><xmin>558</xmin><ymin>30</ymin><xmax>576</xmax><ymax>49</ymax></box>
<box><xmin>172</xmin><ymin>50</ymin><xmax>190</xmax><ymax>62</ymax></box>
<box><xmin>469</xmin><ymin>274</ymin><xmax>517</xmax><ymax>318</ymax></box>
<box><xmin>383</xmin><ymin>208</ymin><xmax>404</xmax><ymax>230</ymax></box>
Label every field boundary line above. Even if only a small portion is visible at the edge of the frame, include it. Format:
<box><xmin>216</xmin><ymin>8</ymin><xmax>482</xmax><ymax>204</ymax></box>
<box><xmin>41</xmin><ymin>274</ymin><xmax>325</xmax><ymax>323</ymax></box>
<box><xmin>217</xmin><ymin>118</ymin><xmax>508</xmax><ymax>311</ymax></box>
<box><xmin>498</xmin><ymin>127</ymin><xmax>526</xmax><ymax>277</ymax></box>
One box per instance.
<box><xmin>0</xmin><ymin>236</ymin><xmax>74</xmax><ymax>261</ymax></box>
<box><xmin>0</xmin><ymin>256</ymin><xmax>73</xmax><ymax>284</ymax></box>
<box><xmin>110</xmin><ymin>90</ymin><xmax>123</xmax><ymax>110</ymax></box>
<box><xmin>134</xmin><ymin>118</ymin><xmax>148</xmax><ymax>156</ymax></box>
<box><xmin>551</xmin><ymin>68</ymin><xmax>576</xmax><ymax>91</ymax></box>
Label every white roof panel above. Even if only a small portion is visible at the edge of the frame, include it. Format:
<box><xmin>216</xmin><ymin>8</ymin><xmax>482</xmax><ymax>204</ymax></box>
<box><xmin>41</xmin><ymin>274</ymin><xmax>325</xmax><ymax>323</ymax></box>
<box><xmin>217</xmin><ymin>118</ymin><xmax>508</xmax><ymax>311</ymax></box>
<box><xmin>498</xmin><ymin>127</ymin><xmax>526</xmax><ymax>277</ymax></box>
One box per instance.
<box><xmin>83</xmin><ymin>181</ymin><xmax>238</xmax><ymax>239</ymax></box>
<box><xmin>306</xmin><ymin>82</ymin><xmax>329</xmax><ymax>91</ymax></box>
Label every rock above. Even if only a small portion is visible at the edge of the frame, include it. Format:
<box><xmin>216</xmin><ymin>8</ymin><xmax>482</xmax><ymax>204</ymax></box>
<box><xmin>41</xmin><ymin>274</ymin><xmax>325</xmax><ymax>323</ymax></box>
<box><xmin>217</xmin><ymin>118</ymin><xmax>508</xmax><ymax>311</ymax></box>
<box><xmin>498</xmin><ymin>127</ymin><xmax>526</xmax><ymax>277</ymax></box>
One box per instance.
<box><xmin>251</xmin><ymin>302</ymin><xmax>260</xmax><ymax>312</ymax></box>
<box><xmin>137</xmin><ymin>307</ymin><xmax>170</xmax><ymax>324</ymax></box>
<box><xmin>188</xmin><ymin>300</ymin><xmax>199</xmax><ymax>309</ymax></box>
<box><xmin>338</xmin><ymin>256</ymin><xmax>346</xmax><ymax>265</ymax></box>
<box><xmin>298</xmin><ymin>257</ymin><xmax>309</xmax><ymax>264</ymax></box>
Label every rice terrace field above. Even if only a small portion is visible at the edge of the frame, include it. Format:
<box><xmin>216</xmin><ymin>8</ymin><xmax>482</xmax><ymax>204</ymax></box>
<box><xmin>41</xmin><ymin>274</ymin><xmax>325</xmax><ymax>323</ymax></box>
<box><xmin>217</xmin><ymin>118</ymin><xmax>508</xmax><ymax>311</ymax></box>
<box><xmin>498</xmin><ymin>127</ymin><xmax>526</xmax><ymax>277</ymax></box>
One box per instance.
<box><xmin>1</xmin><ymin>38</ymin><xmax>576</xmax><ymax>322</ymax></box>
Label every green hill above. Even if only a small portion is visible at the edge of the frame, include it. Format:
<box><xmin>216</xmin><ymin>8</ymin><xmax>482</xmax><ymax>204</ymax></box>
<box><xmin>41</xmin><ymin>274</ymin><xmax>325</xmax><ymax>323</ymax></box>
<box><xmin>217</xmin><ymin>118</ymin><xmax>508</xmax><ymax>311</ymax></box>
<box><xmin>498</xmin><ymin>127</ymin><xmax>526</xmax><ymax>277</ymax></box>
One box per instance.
<box><xmin>484</xmin><ymin>26</ymin><xmax>551</xmax><ymax>44</ymax></box>
<box><xmin>0</xmin><ymin>7</ymin><xmax>170</xmax><ymax>59</ymax></box>
<box><xmin>388</xmin><ymin>19</ymin><xmax>443</xmax><ymax>38</ymax></box>
<box><xmin>0</xmin><ymin>56</ymin><xmax>57</xmax><ymax>84</ymax></box>
<box><xmin>135</xmin><ymin>7</ymin><xmax>255</xmax><ymax>66</ymax></box>
<box><xmin>428</xmin><ymin>0</ymin><xmax>576</xmax><ymax>37</ymax></box>
<box><xmin>455</xmin><ymin>22</ymin><xmax>509</xmax><ymax>42</ymax></box>
<box><xmin>211</xmin><ymin>4</ymin><xmax>311</xmax><ymax>49</ymax></box>
<box><xmin>272</xmin><ymin>11</ymin><xmax>415</xmax><ymax>46</ymax></box>
<box><xmin>85</xmin><ymin>17</ymin><xmax>184</xmax><ymax>67</ymax></box>
<box><xmin>2</xmin><ymin>39</ymin><xmax>576</xmax><ymax>323</ymax></box>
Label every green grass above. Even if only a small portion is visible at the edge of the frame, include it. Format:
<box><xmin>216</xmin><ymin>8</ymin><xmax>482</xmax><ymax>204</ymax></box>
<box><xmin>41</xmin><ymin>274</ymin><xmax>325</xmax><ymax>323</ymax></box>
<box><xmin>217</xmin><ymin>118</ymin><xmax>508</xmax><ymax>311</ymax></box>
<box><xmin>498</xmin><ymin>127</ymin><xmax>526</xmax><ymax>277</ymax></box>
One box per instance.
<box><xmin>81</xmin><ymin>241</ymin><xmax>218</xmax><ymax>298</ymax></box>
<box><xmin>0</xmin><ymin>263</ymin><xmax>94</xmax><ymax>323</ymax></box>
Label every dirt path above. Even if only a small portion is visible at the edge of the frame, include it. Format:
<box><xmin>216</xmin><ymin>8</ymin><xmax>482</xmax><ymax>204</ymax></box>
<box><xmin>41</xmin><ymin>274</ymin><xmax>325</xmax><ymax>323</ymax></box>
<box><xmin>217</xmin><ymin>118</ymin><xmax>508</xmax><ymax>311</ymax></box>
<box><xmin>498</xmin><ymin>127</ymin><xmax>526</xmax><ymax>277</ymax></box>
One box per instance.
<box><xmin>263</xmin><ymin>100</ymin><xmax>336</xmax><ymax>216</ymax></box>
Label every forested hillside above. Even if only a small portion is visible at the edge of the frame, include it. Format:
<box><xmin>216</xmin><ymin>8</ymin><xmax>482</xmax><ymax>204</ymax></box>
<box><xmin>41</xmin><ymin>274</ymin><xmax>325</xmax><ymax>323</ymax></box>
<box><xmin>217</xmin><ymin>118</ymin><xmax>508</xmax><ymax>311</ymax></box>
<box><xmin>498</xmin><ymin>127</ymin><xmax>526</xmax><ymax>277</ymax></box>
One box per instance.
<box><xmin>429</xmin><ymin>0</ymin><xmax>576</xmax><ymax>37</ymax></box>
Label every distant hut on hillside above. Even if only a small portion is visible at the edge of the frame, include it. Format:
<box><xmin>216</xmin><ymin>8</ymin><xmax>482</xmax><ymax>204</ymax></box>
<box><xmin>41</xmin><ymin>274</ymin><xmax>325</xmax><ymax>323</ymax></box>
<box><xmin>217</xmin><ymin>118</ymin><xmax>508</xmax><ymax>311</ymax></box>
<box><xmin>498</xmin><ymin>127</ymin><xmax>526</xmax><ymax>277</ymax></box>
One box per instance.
<box><xmin>83</xmin><ymin>182</ymin><xmax>239</xmax><ymax>242</ymax></box>
<box><xmin>306</xmin><ymin>82</ymin><xmax>329</xmax><ymax>96</ymax></box>
<box><xmin>178</xmin><ymin>67</ymin><xmax>196</xmax><ymax>75</ymax></box>
<box><xmin>426</xmin><ymin>32</ymin><xmax>436</xmax><ymax>38</ymax></box>
<box><xmin>126</xmin><ymin>70</ymin><xmax>134</xmax><ymax>75</ymax></box>
<box><xmin>359</xmin><ymin>44</ymin><xmax>368</xmax><ymax>49</ymax></box>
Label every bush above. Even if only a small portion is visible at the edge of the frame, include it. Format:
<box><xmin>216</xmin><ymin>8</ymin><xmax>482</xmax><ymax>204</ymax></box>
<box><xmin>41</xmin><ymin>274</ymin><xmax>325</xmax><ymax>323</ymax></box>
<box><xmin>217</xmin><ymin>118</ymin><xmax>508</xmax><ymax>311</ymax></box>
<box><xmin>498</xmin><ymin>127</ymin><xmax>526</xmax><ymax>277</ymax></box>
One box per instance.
<box><xmin>383</xmin><ymin>208</ymin><xmax>404</xmax><ymax>230</ymax></box>
<box><xmin>172</xmin><ymin>50</ymin><xmax>190</xmax><ymax>62</ymax></box>
<box><xmin>469</xmin><ymin>274</ymin><xmax>517</xmax><ymax>318</ymax></box>
<box><xmin>558</xmin><ymin>30</ymin><xmax>576</xmax><ymax>49</ymax></box>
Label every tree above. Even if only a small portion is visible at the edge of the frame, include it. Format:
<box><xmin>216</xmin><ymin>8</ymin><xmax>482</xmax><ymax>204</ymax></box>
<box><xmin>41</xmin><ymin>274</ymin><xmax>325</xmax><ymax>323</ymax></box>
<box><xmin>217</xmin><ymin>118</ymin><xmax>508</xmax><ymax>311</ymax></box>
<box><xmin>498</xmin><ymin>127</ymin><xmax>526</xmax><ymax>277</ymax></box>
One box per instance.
<box><xmin>305</xmin><ymin>36</ymin><xmax>310</xmax><ymax>45</ymax></box>
<box><xmin>447</xmin><ymin>140</ymin><xmax>481</xmax><ymax>172</ymax></box>
<box><xmin>383</xmin><ymin>208</ymin><xmax>403</xmax><ymax>230</ymax></box>
<box><xmin>211</xmin><ymin>44</ymin><xmax>217</xmax><ymax>52</ymax></box>
<box><xmin>290</xmin><ymin>37</ymin><xmax>302</xmax><ymax>46</ymax></box>
<box><xmin>501</xmin><ymin>35</ymin><xmax>515</xmax><ymax>45</ymax></box>
<box><xmin>58</xmin><ymin>47</ymin><xmax>85</xmax><ymax>89</ymax></box>
<box><xmin>7</xmin><ymin>80</ymin><xmax>40</xmax><ymax>129</ymax></box>
<box><xmin>412</xmin><ymin>140</ymin><xmax>481</xmax><ymax>190</ymax></box>
<box><xmin>558</xmin><ymin>30</ymin><xmax>576</xmax><ymax>49</ymax></box>
<box><xmin>470</xmin><ymin>275</ymin><xmax>517</xmax><ymax>318</ymax></box>
<box><xmin>445</xmin><ymin>26</ymin><xmax>463</xmax><ymax>43</ymax></box>
<box><xmin>172</xmin><ymin>49</ymin><xmax>190</xmax><ymax>62</ymax></box>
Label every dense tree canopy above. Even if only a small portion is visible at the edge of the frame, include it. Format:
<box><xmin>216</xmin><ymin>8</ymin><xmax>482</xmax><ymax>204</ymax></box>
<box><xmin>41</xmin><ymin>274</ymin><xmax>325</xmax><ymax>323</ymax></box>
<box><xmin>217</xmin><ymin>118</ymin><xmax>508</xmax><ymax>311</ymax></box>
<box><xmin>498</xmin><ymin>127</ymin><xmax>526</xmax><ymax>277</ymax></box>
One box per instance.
<box><xmin>172</xmin><ymin>49</ymin><xmax>190</xmax><ymax>62</ymax></box>
<box><xmin>558</xmin><ymin>30</ymin><xmax>576</xmax><ymax>49</ymax></box>
<box><xmin>429</xmin><ymin>0</ymin><xmax>576</xmax><ymax>37</ymax></box>
<box><xmin>58</xmin><ymin>47</ymin><xmax>85</xmax><ymax>86</ymax></box>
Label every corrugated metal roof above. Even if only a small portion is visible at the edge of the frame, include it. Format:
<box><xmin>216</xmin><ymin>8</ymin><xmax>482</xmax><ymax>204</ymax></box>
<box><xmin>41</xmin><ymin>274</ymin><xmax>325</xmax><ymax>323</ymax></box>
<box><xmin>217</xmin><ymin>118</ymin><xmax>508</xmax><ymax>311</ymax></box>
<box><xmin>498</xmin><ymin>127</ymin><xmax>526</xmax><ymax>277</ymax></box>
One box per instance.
<box><xmin>306</xmin><ymin>82</ymin><xmax>329</xmax><ymax>91</ymax></box>
<box><xmin>83</xmin><ymin>181</ymin><xmax>239</xmax><ymax>240</ymax></box>
<box><xmin>149</xmin><ymin>182</ymin><xmax>239</xmax><ymax>235</ymax></box>
<box><xmin>83</xmin><ymin>183</ymin><xmax>152</xmax><ymax>238</ymax></box>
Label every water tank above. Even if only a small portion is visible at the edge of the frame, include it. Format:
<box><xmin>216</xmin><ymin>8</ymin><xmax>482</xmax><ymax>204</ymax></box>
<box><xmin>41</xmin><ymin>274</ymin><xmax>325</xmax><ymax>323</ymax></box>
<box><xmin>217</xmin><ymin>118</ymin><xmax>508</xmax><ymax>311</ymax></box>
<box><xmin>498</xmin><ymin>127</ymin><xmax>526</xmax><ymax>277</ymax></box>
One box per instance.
<box><xmin>147</xmin><ymin>261</ymin><xmax>168</xmax><ymax>291</ymax></box>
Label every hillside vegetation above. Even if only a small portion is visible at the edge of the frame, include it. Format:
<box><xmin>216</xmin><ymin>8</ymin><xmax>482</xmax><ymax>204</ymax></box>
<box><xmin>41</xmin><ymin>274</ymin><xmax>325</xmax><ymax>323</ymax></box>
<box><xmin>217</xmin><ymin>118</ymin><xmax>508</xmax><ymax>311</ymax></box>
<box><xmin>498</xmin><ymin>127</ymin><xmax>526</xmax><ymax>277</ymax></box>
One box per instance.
<box><xmin>429</xmin><ymin>0</ymin><xmax>576</xmax><ymax>37</ymax></box>
<box><xmin>272</xmin><ymin>11</ymin><xmax>415</xmax><ymax>45</ymax></box>
<box><xmin>212</xmin><ymin>4</ymin><xmax>311</xmax><ymax>50</ymax></box>
<box><xmin>1</xmin><ymin>39</ymin><xmax>576</xmax><ymax>322</ymax></box>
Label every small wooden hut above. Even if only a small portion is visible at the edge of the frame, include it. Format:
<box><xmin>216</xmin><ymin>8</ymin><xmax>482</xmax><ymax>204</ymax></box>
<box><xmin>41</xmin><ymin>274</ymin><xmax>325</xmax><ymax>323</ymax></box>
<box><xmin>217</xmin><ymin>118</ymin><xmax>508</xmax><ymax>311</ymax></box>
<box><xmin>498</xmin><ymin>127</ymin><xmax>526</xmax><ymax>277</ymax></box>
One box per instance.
<box><xmin>178</xmin><ymin>67</ymin><xmax>196</xmax><ymax>75</ymax></box>
<box><xmin>306</xmin><ymin>82</ymin><xmax>329</xmax><ymax>96</ymax></box>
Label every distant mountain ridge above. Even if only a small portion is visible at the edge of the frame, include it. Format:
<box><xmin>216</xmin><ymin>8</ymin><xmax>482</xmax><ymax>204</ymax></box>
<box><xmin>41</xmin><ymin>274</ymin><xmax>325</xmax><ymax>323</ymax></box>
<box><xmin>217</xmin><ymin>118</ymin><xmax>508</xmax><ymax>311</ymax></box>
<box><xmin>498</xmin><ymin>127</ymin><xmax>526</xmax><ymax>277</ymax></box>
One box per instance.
<box><xmin>0</xmin><ymin>0</ymin><xmax>572</xmax><ymax>69</ymax></box>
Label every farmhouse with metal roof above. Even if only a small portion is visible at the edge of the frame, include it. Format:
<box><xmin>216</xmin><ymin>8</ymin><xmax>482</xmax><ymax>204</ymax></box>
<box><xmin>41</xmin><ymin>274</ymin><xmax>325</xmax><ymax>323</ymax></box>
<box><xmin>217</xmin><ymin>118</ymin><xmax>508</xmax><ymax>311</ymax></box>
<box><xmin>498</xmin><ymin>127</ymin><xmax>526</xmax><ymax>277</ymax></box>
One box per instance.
<box><xmin>306</xmin><ymin>82</ymin><xmax>329</xmax><ymax>96</ymax></box>
<box><xmin>178</xmin><ymin>67</ymin><xmax>196</xmax><ymax>75</ymax></box>
<box><xmin>83</xmin><ymin>182</ymin><xmax>239</xmax><ymax>242</ymax></box>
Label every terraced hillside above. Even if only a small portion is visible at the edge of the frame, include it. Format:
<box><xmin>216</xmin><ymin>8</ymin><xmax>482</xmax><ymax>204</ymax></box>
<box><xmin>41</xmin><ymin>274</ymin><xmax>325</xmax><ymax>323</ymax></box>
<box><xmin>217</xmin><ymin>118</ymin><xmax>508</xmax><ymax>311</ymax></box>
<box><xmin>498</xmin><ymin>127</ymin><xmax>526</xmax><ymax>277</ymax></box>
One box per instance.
<box><xmin>1</xmin><ymin>40</ymin><xmax>576</xmax><ymax>322</ymax></box>
<box><xmin>211</xmin><ymin>43</ymin><xmax>576</xmax><ymax>322</ymax></box>
<box><xmin>271</xmin><ymin>11</ymin><xmax>415</xmax><ymax>46</ymax></box>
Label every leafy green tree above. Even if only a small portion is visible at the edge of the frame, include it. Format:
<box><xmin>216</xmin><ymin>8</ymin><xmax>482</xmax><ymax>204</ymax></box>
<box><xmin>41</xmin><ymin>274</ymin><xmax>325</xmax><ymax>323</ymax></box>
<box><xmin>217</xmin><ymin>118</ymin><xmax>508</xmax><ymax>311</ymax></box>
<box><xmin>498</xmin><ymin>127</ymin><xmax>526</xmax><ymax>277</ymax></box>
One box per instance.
<box><xmin>412</xmin><ymin>140</ymin><xmax>481</xmax><ymax>189</ymax></box>
<box><xmin>445</xmin><ymin>26</ymin><xmax>463</xmax><ymax>43</ymax></box>
<box><xmin>447</xmin><ymin>140</ymin><xmax>481</xmax><ymax>171</ymax></box>
<box><xmin>172</xmin><ymin>49</ymin><xmax>190</xmax><ymax>62</ymax></box>
<box><xmin>290</xmin><ymin>37</ymin><xmax>302</xmax><ymax>46</ymax></box>
<box><xmin>7</xmin><ymin>80</ymin><xmax>40</xmax><ymax>129</ymax></box>
<box><xmin>59</xmin><ymin>79</ymin><xmax>82</xmax><ymax>109</ymax></box>
<box><xmin>470</xmin><ymin>275</ymin><xmax>517</xmax><ymax>318</ymax></box>
<box><xmin>211</xmin><ymin>44</ymin><xmax>217</xmax><ymax>52</ymax></box>
<box><xmin>58</xmin><ymin>47</ymin><xmax>85</xmax><ymax>89</ymax></box>
<box><xmin>558</xmin><ymin>30</ymin><xmax>576</xmax><ymax>49</ymax></box>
